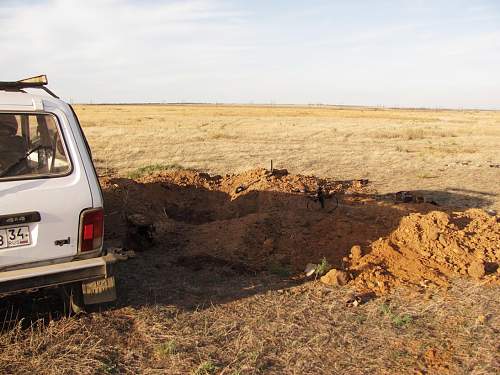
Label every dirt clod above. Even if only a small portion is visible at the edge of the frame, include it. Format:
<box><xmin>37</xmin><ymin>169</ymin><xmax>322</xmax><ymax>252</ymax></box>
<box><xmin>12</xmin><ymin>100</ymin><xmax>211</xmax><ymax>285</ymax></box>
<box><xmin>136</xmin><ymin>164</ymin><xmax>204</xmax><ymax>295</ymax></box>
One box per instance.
<box><xmin>350</xmin><ymin>245</ymin><xmax>362</xmax><ymax>260</ymax></box>
<box><xmin>320</xmin><ymin>269</ymin><xmax>349</xmax><ymax>286</ymax></box>
<box><xmin>468</xmin><ymin>261</ymin><xmax>486</xmax><ymax>279</ymax></box>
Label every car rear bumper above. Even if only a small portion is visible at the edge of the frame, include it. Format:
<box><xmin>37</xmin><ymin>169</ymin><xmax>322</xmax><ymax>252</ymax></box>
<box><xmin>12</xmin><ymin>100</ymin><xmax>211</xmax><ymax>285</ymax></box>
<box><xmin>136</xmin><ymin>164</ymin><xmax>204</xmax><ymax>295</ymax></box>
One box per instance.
<box><xmin>0</xmin><ymin>254</ymin><xmax>117</xmax><ymax>296</ymax></box>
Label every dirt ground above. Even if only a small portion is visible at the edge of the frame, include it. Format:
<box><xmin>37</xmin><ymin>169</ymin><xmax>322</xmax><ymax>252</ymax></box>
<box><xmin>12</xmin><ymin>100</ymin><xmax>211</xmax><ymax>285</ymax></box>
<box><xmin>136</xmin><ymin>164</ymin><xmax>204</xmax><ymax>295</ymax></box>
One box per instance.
<box><xmin>102</xmin><ymin>168</ymin><xmax>499</xmax><ymax>295</ymax></box>
<box><xmin>0</xmin><ymin>105</ymin><xmax>499</xmax><ymax>374</ymax></box>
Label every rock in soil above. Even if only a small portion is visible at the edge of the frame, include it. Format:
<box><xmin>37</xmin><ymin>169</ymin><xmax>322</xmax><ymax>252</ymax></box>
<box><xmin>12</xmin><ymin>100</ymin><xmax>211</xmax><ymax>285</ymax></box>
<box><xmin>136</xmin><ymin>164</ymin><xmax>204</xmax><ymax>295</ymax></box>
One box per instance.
<box><xmin>350</xmin><ymin>245</ymin><xmax>362</xmax><ymax>260</ymax></box>
<box><xmin>320</xmin><ymin>269</ymin><xmax>349</xmax><ymax>286</ymax></box>
<box><xmin>304</xmin><ymin>263</ymin><xmax>317</xmax><ymax>277</ymax></box>
<box><xmin>468</xmin><ymin>261</ymin><xmax>486</xmax><ymax>279</ymax></box>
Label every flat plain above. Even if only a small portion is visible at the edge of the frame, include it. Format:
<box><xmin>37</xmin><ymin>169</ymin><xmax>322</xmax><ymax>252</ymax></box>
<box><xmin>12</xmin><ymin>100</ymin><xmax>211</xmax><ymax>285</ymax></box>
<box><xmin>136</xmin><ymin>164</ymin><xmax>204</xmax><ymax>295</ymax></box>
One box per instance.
<box><xmin>75</xmin><ymin>104</ymin><xmax>500</xmax><ymax>211</ymax></box>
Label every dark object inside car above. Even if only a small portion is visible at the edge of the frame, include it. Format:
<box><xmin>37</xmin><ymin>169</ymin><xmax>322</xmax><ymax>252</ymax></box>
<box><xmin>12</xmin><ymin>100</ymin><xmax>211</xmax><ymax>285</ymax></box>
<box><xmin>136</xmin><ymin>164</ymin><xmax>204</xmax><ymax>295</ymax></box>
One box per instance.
<box><xmin>0</xmin><ymin>115</ymin><xmax>28</xmax><ymax>176</ymax></box>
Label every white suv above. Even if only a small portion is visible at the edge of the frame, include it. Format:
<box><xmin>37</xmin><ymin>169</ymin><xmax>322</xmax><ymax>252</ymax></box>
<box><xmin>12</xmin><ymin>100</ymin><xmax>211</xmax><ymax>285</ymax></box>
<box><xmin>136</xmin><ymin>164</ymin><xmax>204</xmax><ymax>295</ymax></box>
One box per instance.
<box><xmin>0</xmin><ymin>75</ymin><xmax>116</xmax><ymax>312</ymax></box>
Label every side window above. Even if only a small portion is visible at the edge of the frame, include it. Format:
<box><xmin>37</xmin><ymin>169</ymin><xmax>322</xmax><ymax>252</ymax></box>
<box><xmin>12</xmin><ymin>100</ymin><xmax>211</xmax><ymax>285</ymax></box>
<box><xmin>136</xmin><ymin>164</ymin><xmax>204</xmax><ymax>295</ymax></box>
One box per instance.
<box><xmin>0</xmin><ymin>113</ymin><xmax>71</xmax><ymax>179</ymax></box>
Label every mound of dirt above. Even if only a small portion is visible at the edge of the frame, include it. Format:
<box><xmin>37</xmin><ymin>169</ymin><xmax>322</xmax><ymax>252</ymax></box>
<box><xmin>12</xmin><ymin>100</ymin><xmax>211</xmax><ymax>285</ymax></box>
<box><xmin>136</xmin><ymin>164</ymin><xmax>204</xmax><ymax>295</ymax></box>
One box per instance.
<box><xmin>348</xmin><ymin>209</ymin><xmax>500</xmax><ymax>294</ymax></box>
<box><xmin>101</xmin><ymin>168</ymin><xmax>499</xmax><ymax>294</ymax></box>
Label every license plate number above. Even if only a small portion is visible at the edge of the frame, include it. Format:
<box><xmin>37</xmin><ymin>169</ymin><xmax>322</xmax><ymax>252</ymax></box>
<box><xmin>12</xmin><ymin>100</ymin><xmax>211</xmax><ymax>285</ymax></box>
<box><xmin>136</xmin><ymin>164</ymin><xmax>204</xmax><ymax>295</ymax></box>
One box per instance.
<box><xmin>0</xmin><ymin>226</ymin><xmax>31</xmax><ymax>249</ymax></box>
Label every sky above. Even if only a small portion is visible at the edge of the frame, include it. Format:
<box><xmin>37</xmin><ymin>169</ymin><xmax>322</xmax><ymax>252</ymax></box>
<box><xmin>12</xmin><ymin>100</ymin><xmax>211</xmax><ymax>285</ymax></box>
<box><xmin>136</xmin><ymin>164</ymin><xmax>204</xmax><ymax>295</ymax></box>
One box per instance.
<box><xmin>1</xmin><ymin>0</ymin><xmax>499</xmax><ymax>108</ymax></box>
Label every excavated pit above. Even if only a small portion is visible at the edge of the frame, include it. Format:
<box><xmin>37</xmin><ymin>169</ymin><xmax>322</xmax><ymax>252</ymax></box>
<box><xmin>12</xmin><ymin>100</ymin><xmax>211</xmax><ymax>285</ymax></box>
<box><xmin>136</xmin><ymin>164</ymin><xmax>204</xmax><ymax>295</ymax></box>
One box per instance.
<box><xmin>101</xmin><ymin>168</ymin><xmax>500</xmax><ymax>294</ymax></box>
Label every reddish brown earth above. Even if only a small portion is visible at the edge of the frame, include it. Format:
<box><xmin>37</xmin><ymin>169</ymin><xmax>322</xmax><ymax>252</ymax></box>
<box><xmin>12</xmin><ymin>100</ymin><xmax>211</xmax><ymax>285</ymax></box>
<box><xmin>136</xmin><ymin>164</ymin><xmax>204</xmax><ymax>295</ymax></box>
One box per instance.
<box><xmin>349</xmin><ymin>209</ymin><xmax>500</xmax><ymax>294</ymax></box>
<box><xmin>101</xmin><ymin>168</ymin><xmax>500</xmax><ymax>294</ymax></box>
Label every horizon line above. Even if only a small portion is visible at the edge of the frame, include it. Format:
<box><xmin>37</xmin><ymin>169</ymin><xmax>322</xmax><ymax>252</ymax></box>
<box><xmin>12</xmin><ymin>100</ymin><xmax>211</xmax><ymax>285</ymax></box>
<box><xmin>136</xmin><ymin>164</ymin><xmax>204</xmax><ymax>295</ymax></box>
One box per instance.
<box><xmin>70</xmin><ymin>101</ymin><xmax>500</xmax><ymax>112</ymax></box>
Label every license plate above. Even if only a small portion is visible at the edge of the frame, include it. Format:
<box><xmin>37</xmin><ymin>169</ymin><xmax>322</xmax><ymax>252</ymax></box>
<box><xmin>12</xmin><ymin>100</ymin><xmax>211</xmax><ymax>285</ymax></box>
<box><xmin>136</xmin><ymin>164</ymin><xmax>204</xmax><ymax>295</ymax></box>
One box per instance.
<box><xmin>82</xmin><ymin>276</ymin><xmax>116</xmax><ymax>305</ymax></box>
<box><xmin>0</xmin><ymin>226</ymin><xmax>31</xmax><ymax>249</ymax></box>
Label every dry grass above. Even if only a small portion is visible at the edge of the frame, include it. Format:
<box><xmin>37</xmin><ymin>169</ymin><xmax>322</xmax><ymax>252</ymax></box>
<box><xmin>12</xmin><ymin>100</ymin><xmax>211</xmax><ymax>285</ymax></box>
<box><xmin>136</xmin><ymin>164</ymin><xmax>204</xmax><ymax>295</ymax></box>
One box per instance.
<box><xmin>1</xmin><ymin>279</ymin><xmax>498</xmax><ymax>374</ymax></box>
<box><xmin>0</xmin><ymin>316</ymin><xmax>115</xmax><ymax>374</ymax></box>
<box><xmin>75</xmin><ymin>104</ymin><xmax>500</xmax><ymax>210</ymax></box>
<box><xmin>150</xmin><ymin>281</ymin><xmax>498</xmax><ymax>374</ymax></box>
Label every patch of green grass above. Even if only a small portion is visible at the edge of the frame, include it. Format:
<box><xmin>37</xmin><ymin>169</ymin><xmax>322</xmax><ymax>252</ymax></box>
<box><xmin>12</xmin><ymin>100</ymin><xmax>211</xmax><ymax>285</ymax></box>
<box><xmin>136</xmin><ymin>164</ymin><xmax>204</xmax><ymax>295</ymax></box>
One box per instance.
<box><xmin>127</xmin><ymin>163</ymin><xmax>185</xmax><ymax>178</ymax></box>
<box><xmin>154</xmin><ymin>340</ymin><xmax>177</xmax><ymax>358</ymax></box>
<box><xmin>380</xmin><ymin>303</ymin><xmax>414</xmax><ymax>329</ymax></box>
<box><xmin>380</xmin><ymin>303</ymin><xmax>392</xmax><ymax>315</ymax></box>
<box><xmin>98</xmin><ymin>358</ymin><xmax>119</xmax><ymax>374</ymax></box>
<box><xmin>392</xmin><ymin>314</ymin><xmax>414</xmax><ymax>328</ymax></box>
<box><xmin>194</xmin><ymin>360</ymin><xmax>218</xmax><ymax>375</ymax></box>
<box><xmin>315</xmin><ymin>257</ymin><xmax>331</xmax><ymax>276</ymax></box>
<box><xmin>97</xmin><ymin>350</ymin><xmax>120</xmax><ymax>374</ymax></box>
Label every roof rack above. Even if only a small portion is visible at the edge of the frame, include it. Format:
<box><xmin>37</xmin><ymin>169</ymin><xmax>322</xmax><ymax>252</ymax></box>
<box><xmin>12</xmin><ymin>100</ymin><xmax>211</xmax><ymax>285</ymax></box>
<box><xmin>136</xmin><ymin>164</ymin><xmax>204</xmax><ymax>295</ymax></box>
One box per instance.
<box><xmin>0</xmin><ymin>75</ymin><xmax>59</xmax><ymax>99</ymax></box>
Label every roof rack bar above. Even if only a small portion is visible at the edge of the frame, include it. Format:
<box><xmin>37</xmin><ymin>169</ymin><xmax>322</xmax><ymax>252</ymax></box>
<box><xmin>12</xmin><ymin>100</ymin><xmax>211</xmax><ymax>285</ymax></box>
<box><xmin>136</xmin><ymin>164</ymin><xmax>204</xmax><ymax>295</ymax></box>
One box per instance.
<box><xmin>0</xmin><ymin>75</ymin><xmax>48</xmax><ymax>88</ymax></box>
<box><xmin>0</xmin><ymin>75</ymin><xmax>59</xmax><ymax>99</ymax></box>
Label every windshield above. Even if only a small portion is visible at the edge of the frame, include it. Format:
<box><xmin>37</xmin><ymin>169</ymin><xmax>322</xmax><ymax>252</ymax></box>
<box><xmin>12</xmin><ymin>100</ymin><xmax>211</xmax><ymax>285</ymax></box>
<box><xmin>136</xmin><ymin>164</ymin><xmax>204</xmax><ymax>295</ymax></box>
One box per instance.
<box><xmin>0</xmin><ymin>113</ymin><xmax>71</xmax><ymax>180</ymax></box>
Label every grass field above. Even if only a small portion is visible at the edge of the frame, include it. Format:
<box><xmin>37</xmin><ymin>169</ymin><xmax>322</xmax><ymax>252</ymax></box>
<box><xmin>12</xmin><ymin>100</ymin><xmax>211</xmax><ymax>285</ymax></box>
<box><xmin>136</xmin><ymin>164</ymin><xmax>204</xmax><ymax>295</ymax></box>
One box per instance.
<box><xmin>75</xmin><ymin>104</ymin><xmax>500</xmax><ymax>211</ymax></box>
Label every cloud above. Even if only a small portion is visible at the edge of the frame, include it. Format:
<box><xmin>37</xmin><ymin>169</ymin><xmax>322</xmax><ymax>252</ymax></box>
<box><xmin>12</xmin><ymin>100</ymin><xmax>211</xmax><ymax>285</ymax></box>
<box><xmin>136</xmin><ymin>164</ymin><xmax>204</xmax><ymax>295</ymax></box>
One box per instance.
<box><xmin>1</xmin><ymin>0</ymin><xmax>251</xmax><ymax>100</ymax></box>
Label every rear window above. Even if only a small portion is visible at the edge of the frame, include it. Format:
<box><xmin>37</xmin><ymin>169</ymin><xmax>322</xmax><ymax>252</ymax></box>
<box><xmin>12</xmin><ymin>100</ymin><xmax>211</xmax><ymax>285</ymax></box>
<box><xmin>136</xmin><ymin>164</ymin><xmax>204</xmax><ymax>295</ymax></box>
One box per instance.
<box><xmin>0</xmin><ymin>113</ymin><xmax>71</xmax><ymax>180</ymax></box>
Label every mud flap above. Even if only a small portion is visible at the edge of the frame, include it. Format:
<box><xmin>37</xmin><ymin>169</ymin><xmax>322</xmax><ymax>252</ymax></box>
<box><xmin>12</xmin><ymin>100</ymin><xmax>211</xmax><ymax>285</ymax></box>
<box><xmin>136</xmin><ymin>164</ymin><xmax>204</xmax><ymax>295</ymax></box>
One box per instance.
<box><xmin>82</xmin><ymin>276</ymin><xmax>116</xmax><ymax>305</ymax></box>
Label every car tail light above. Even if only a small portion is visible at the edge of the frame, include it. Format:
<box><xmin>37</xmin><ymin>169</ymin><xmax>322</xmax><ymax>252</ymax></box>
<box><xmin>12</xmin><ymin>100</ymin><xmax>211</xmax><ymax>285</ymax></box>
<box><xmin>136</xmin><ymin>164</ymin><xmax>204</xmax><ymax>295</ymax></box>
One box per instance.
<box><xmin>79</xmin><ymin>208</ymin><xmax>104</xmax><ymax>252</ymax></box>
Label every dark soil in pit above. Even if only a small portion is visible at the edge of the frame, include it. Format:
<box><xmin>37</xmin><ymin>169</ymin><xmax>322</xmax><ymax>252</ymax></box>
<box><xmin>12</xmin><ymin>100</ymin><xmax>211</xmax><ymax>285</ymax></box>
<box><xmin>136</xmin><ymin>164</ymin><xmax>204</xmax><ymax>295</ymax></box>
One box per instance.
<box><xmin>102</xmin><ymin>168</ymin><xmax>500</xmax><ymax>297</ymax></box>
<box><xmin>102</xmin><ymin>168</ymin><xmax>393</xmax><ymax>271</ymax></box>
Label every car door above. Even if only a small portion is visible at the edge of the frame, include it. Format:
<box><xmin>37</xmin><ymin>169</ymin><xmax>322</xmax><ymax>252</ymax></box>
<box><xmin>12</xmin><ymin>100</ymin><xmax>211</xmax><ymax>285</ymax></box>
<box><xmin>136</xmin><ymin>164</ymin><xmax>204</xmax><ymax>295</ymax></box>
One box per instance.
<box><xmin>0</xmin><ymin>111</ymin><xmax>93</xmax><ymax>269</ymax></box>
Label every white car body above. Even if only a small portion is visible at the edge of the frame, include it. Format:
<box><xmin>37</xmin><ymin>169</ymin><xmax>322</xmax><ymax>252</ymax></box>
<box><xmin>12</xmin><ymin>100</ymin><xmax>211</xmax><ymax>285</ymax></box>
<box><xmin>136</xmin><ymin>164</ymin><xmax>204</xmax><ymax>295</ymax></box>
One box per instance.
<box><xmin>0</xmin><ymin>77</ymin><xmax>115</xmax><ymax>305</ymax></box>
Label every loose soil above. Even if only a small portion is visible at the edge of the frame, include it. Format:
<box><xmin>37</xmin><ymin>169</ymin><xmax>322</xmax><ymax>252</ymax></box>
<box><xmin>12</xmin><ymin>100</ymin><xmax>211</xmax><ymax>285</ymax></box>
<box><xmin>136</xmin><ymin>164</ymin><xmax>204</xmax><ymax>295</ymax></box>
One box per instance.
<box><xmin>101</xmin><ymin>168</ymin><xmax>500</xmax><ymax>295</ymax></box>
